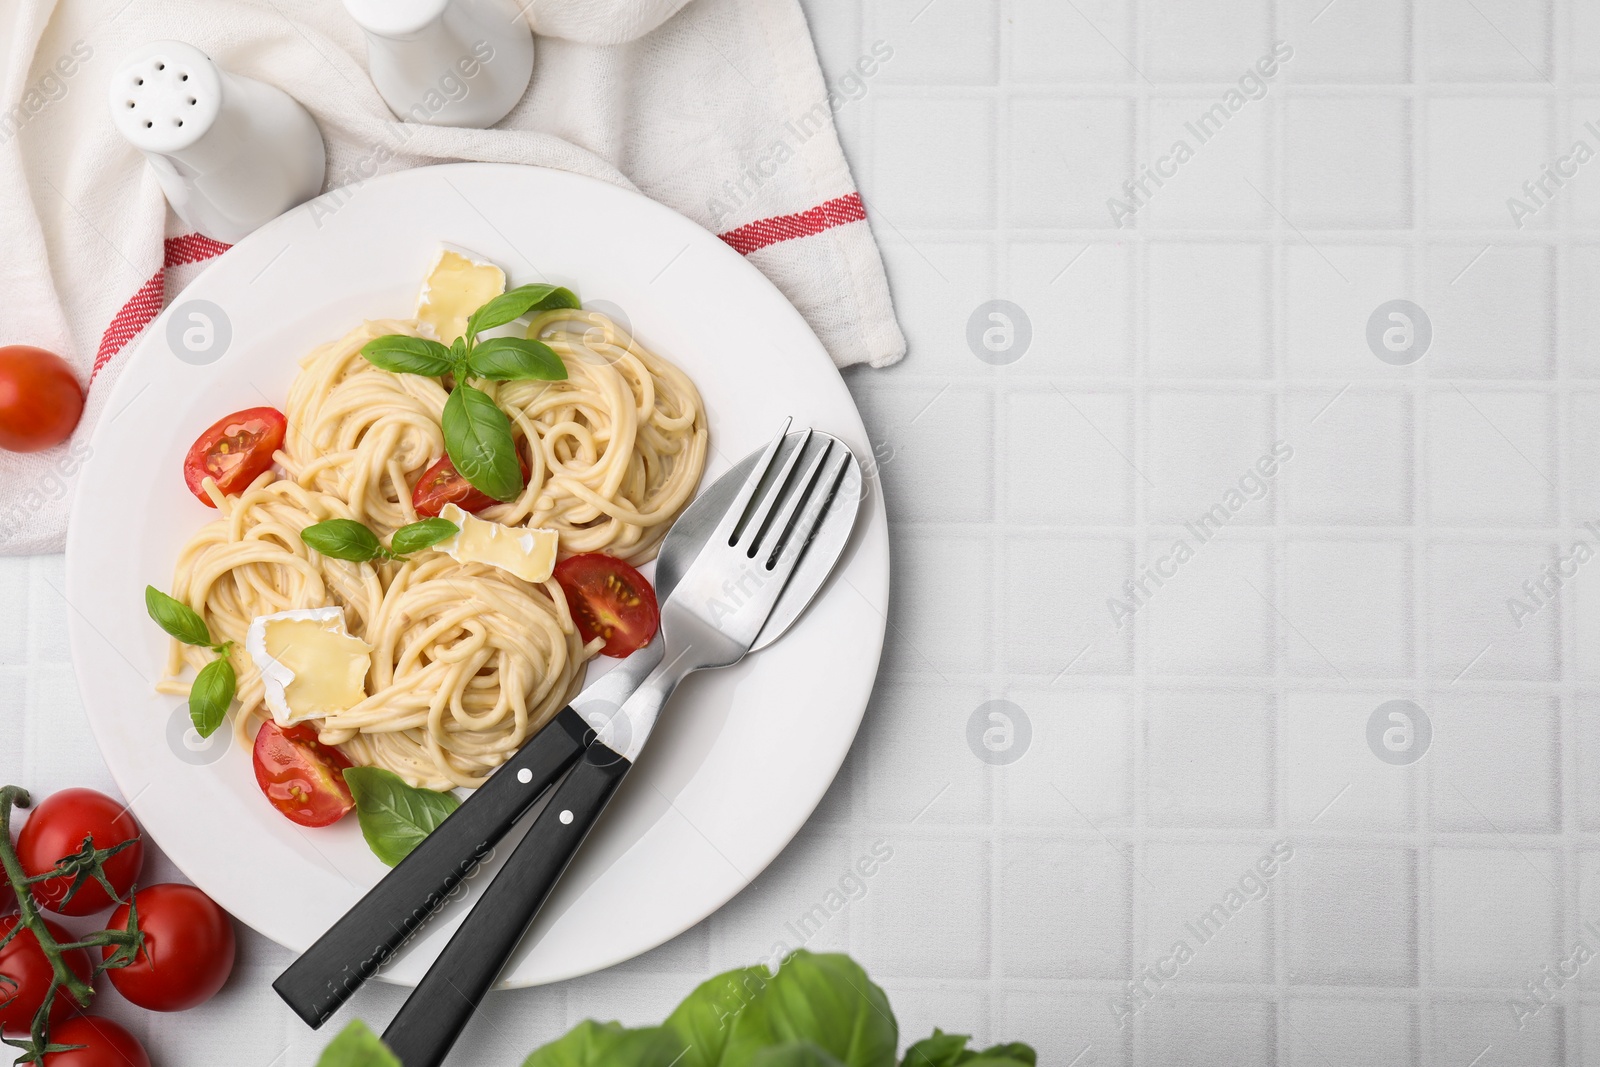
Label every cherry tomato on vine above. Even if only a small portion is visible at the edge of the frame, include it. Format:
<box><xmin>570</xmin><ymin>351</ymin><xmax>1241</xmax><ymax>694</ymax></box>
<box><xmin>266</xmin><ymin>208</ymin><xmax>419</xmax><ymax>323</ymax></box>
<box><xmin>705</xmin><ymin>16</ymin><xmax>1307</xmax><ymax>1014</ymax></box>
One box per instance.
<box><xmin>17</xmin><ymin>789</ymin><xmax>143</xmax><ymax>916</ymax></box>
<box><xmin>252</xmin><ymin>722</ymin><xmax>356</xmax><ymax>828</ymax></box>
<box><xmin>182</xmin><ymin>406</ymin><xmax>287</xmax><ymax>506</ymax></box>
<box><xmin>0</xmin><ymin>346</ymin><xmax>84</xmax><ymax>453</ymax></box>
<box><xmin>38</xmin><ymin>1016</ymin><xmax>150</xmax><ymax>1067</ymax></box>
<box><xmin>103</xmin><ymin>884</ymin><xmax>234</xmax><ymax>1012</ymax></box>
<box><xmin>0</xmin><ymin>915</ymin><xmax>92</xmax><ymax>1029</ymax></box>
<box><xmin>411</xmin><ymin>448</ymin><xmax>531</xmax><ymax>518</ymax></box>
<box><xmin>553</xmin><ymin>553</ymin><xmax>660</xmax><ymax>657</ymax></box>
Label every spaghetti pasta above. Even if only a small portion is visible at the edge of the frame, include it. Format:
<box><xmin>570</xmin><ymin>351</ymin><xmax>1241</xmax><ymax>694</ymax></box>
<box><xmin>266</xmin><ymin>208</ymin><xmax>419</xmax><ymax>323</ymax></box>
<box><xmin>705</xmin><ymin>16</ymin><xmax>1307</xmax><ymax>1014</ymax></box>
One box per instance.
<box><xmin>156</xmin><ymin>307</ymin><xmax>707</xmax><ymax>790</ymax></box>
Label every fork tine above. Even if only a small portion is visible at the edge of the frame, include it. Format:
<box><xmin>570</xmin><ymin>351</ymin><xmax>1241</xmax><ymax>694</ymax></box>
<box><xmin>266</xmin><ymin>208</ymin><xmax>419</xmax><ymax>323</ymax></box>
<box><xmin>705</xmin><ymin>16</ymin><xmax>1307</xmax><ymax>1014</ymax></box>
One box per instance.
<box><xmin>737</xmin><ymin>428</ymin><xmax>813</xmax><ymax>553</ymax></box>
<box><xmin>756</xmin><ymin>438</ymin><xmax>836</xmax><ymax>568</ymax></box>
<box><xmin>777</xmin><ymin>445</ymin><xmax>851</xmax><ymax>576</ymax></box>
<box><xmin>710</xmin><ymin>417</ymin><xmax>792</xmax><ymax>546</ymax></box>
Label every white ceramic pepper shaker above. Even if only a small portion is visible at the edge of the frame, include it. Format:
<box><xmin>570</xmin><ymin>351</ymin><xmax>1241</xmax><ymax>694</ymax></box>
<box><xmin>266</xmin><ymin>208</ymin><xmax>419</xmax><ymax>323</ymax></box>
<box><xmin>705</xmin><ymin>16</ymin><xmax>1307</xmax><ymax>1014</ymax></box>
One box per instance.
<box><xmin>342</xmin><ymin>0</ymin><xmax>535</xmax><ymax>129</ymax></box>
<box><xmin>108</xmin><ymin>41</ymin><xmax>326</xmax><ymax>244</ymax></box>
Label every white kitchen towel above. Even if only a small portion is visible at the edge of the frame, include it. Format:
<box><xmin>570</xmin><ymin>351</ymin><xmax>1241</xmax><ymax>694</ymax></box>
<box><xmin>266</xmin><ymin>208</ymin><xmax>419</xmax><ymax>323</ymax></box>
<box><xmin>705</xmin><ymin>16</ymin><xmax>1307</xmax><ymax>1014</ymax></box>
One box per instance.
<box><xmin>0</xmin><ymin>0</ymin><xmax>905</xmax><ymax>555</ymax></box>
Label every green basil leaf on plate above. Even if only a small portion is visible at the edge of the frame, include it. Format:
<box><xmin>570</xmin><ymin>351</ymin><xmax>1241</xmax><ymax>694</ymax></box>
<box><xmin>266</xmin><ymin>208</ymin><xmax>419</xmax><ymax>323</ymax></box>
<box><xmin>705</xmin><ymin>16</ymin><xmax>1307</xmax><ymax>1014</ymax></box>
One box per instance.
<box><xmin>389</xmin><ymin>518</ymin><xmax>459</xmax><ymax>557</ymax></box>
<box><xmin>441</xmin><ymin>384</ymin><xmax>524</xmax><ymax>503</ymax></box>
<box><xmin>466</xmin><ymin>283</ymin><xmax>581</xmax><ymax>339</ymax></box>
<box><xmin>190</xmin><ymin>656</ymin><xmax>236</xmax><ymax>739</ymax></box>
<box><xmin>343</xmin><ymin>766</ymin><xmax>461</xmax><ymax>867</ymax></box>
<box><xmin>144</xmin><ymin>585</ymin><xmax>214</xmax><ymax>648</ymax></box>
<box><xmin>315</xmin><ymin>1020</ymin><xmax>400</xmax><ymax>1067</ymax></box>
<box><xmin>359</xmin><ymin>335</ymin><xmax>454</xmax><ymax>377</ymax></box>
<box><xmin>301</xmin><ymin>519</ymin><xmax>385</xmax><ymax>562</ymax></box>
<box><xmin>466</xmin><ymin>337</ymin><xmax>567</xmax><ymax>382</ymax></box>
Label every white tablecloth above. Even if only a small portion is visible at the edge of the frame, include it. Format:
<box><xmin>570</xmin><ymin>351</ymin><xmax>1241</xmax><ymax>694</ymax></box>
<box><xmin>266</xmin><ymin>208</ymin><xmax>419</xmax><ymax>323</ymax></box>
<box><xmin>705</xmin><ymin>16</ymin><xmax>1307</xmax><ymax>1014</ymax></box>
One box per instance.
<box><xmin>7</xmin><ymin>1</ymin><xmax>1596</xmax><ymax>1064</ymax></box>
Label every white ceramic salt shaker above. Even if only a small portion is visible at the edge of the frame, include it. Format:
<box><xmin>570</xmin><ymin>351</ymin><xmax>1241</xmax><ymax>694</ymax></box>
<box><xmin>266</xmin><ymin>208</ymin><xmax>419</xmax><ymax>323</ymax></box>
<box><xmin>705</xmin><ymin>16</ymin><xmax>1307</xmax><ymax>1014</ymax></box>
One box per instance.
<box><xmin>343</xmin><ymin>0</ymin><xmax>534</xmax><ymax>128</ymax></box>
<box><xmin>108</xmin><ymin>41</ymin><xmax>326</xmax><ymax>244</ymax></box>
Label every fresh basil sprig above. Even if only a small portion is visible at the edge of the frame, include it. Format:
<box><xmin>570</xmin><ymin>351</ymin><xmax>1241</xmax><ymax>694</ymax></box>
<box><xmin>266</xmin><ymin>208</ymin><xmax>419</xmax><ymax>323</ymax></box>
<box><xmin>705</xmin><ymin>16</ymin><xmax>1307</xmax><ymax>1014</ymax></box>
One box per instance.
<box><xmin>358</xmin><ymin>283</ymin><xmax>580</xmax><ymax>503</ymax></box>
<box><xmin>300</xmin><ymin>517</ymin><xmax>457</xmax><ymax>563</ymax></box>
<box><xmin>315</xmin><ymin>949</ymin><xmax>1038</xmax><ymax>1067</ymax></box>
<box><xmin>342</xmin><ymin>767</ymin><xmax>461</xmax><ymax>867</ymax></box>
<box><xmin>144</xmin><ymin>586</ymin><xmax>236</xmax><ymax>739</ymax></box>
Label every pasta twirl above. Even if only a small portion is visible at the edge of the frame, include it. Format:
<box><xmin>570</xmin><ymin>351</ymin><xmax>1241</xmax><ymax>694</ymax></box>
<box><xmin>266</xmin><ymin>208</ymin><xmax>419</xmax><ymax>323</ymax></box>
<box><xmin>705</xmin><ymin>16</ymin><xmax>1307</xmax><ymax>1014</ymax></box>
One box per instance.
<box><xmin>156</xmin><ymin>310</ymin><xmax>707</xmax><ymax>790</ymax></box>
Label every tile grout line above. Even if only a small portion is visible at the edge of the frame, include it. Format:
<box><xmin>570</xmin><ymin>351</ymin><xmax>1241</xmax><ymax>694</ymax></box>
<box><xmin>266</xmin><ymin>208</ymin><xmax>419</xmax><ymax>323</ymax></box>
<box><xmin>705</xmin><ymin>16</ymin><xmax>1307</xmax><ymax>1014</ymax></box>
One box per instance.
<box><xmin>1269</xmin><ymin>1</ymin><xmax>1289</xmax><ymax>1054</ymax></box>
<box><xmin>990</xmin><ymin>0</ymin><xmax>1009</xmax><ymax>1040</ymax></box>
<box><xmin>1128</xmin><ymin>1</ymin><xmax>1150</xmax><ymax>1061</ymax></box>
<box><xmin>1552</xmin><ymin>2</ymin><xmax>1581</xmax><ymax>1062</ymax></box>
<box><xmin>1411</xmin><ymin>0</ymin><xmax>1435</xmax><ymax>1061</ymax></box>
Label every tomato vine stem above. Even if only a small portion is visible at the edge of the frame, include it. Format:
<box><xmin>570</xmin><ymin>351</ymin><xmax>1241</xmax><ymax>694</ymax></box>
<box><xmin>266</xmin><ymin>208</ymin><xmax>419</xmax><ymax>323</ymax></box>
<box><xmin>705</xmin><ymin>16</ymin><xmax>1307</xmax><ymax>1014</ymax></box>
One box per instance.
<box><xmin>0</xmin><ymin>786</ymin><xmax>144</xmax><ymax>1064</ymax></box>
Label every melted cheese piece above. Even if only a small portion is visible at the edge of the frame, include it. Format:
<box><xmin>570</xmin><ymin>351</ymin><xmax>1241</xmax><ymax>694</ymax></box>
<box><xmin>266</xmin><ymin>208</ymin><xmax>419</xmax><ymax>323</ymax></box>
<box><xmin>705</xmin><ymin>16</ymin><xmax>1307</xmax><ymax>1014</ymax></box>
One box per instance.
<box><xmin>416</xmin><ymin>247</ymin><xmax>506</xmax><ymax>344</ymax></box>
<box><xmin>437</xmin><ymin>503</ymin><xmax>559</xmax><ymax>583</ymax></box>
<box><xmin>245</xmin><ymin>607</ymin><xmax>373</xmax><ymax>727</ymax></box>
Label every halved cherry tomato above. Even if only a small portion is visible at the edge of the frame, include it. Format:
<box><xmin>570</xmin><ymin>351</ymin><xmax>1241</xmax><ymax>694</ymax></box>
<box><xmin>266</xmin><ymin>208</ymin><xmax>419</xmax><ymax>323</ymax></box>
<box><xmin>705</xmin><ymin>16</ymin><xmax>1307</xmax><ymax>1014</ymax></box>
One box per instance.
<box><xmin>553</xmin><ymin>553</ymin><xmax>660</xmax><ymax>657</ymax></box>
<box><xmin>17</xmin><ymin>789</ymin><xmax>143</xmax><ymax>916</ymax></box>
<box><xmin>0</xmin><ymin>915</ymin><xmax>92</xmax><ymax>1029</ymax></box>
<box><xmin>0</xmin><ymin>346</ymin><xmax>84</xmax><ymax>453</ymax></box>
<box><xmin>411</xmin><ymin>447</ymin><xmax>531</xmax><ymax>518</ymax></box>
<box><xmin>182</xmin><ymin>406</ymin><xmax>287</xmax><ymax>507</ymax></box>
<box><xmin>252</xmin><ymin>722</ymin><xmax>355</xmax><ymax>827</ymax></box>
<box><xmin>39</xmin><ymin>1016</ymin><xmax>150</xmax><ymax>1067</ymax></box>
<box><xmin>103</xmin><ymin>884</ymin><xmax>234</xmax><ymax>1013</ymax></box>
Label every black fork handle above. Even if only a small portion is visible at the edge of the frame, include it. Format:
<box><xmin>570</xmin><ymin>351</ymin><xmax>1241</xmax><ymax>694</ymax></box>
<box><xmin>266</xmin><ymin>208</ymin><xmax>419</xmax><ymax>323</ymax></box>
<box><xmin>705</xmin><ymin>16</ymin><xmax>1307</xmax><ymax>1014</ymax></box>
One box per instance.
<box><xmin>380</xmin><ymin>742</ymin><xmax>632</xmax><ymax>1066</ymax></box>
<box><xmin>272</xmin><ymin>707</ymin><xmax>594</xmax><ymax>1028</ymax></box>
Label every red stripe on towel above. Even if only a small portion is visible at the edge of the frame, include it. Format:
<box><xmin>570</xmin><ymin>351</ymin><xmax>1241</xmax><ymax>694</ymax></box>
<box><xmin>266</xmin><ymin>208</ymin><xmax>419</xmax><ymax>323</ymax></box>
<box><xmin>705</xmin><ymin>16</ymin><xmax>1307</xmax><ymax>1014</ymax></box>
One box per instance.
<box><xmin>718</xmin><ymin>193</ymin><xmax>867</xmax><ymax>256</ymax></box>
<box><xmin>91</xmin><ymin>234</ymin><xmax>231</xmax><ymax>381</ymax></box>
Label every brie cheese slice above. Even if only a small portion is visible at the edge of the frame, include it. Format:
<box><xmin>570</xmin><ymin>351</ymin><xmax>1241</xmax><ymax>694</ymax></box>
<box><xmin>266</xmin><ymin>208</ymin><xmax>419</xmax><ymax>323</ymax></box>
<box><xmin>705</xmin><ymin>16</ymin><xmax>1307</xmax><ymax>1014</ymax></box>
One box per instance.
<box><xmin>437</xmin><ymin>503</ymin><xmax>559</xmax><ymax>583</ymax></box>
<box><xmin>416</xmin><ymin>247</ymin><xmax>506</xmax><ymax>345</ymax></box>
<box><xmin>245</xmin><ymin>607</ymin><xmax>373</xmax><ymax>727</ymax></box>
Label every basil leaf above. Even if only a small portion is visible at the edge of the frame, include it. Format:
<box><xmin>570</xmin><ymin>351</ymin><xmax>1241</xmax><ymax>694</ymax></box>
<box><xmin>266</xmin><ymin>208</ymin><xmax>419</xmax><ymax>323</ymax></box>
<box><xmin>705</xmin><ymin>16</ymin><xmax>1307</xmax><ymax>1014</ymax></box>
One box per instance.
<box><xmin>316</xmin><ymin>1020</ymin><xmax>401</xmax><ymax>1067</ymax></box>
<box><xmin>899</xmin><ymin>1031</ymin><xmax>975</xmax><ymax>1067</ymax></box>
<box><xmin>190</xmin><ymin>656</ymin><xmax>236</xmax><ymax>739</ymax></box>
<box><xmin>441</xmin><ymin>385</ymin><xmax>523</xmax><ymax>503</ymax></box>
<box><xmin>359</xmin><ymin>335</ymin><xmax>454</xmax><ymax>377</ymax></box>
<box><xmin>301</xmin><ymin>519</ymin><xmax>384</xmax><ymax>562</ymax></box>
<box><xmin>969</xmin><ymin>1047</ymin><xmax>1034</xmax><ymax>1067</ymax></box>
<box><xmin>390</xmin><ymin>518</ymin><xmax>458</xmax><ymax>556</ymax></box>
<box><xmin>343</xmin><ymin>767</ymin><xmax>461</xmax><ymax>867</ymax></box>
<box><xmin>465</xmin><ymin>284</ymin><xmax>581</xmax><ymax>340</ymax></box>
<box><xmin>144</xmin><ymin>586</ymin><xmax>213</xmax><ymax>648</ymax></box>
<box><xmin>466</xmin><ymin>337</ymin><xmax>568</xmax><ymax>382</ymax></box>
<box><xmin>664</xmin><ymin>966</ymin><xmax>775</xmax><ymax>1067</ymax></box>
<box><xmin>744</xmin><ymin>951</ymin><xmax>897</xmax><ymax>1067</ymax></box>
<box><xmin>899</xmin><ymin>1032</ymin><xmax>968</xmax><ymax>1067</ymax></box>
<box><xmin>750</xmin><ymin>1044</ymin><xmax>849</xmax><ymax>1067</ymax></box>
<box><xmin>521</xmin><ymin>1021</ymin><xmax>681</xmax><ymax>1067</ymax></box>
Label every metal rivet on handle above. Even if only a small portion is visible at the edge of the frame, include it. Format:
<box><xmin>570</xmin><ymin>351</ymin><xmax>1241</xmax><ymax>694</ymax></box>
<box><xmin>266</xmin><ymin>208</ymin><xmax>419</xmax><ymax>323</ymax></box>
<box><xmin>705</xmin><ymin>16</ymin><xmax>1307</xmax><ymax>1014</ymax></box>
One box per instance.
<box><xmin>517</xmin><ymin>768</ymin><xmax>532</xmax><ymax>784</ymax></box>
<box><xmin>559</xmin><ymin>810</ymin><xmax>573</xmax><ymax>825</ymax></box>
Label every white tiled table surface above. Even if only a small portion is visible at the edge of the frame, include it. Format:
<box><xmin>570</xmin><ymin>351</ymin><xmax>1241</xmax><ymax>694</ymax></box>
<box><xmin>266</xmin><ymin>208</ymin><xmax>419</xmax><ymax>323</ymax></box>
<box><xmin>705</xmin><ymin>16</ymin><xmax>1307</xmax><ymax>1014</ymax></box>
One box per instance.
<box><xmin>9</xmin><ymin>0</ymin><xmax>1600</xmax><ymax>1064</ymax></box>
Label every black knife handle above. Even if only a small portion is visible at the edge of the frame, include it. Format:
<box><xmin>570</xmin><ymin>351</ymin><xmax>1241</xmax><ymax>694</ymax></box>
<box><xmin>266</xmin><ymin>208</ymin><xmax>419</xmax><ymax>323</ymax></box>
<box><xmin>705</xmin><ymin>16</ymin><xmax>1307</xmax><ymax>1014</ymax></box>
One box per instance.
<box><xmin>272</xmin><ymin>706</ymin><xmax>594</xmax><ymax>1029</ymax></box>
<box><xmin>380</xmin><ymin>742</ymin><xmax>633</xmax><ymax>1067</ymax></box>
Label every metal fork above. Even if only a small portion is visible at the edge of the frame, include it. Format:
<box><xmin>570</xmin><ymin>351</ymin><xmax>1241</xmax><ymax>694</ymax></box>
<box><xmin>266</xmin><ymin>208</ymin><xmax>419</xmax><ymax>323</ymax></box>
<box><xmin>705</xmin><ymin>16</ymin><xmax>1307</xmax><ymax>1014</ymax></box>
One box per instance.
<box><xmin>379</xmin><ymin>420</ymin><xmax>854</xmax><ymax>1067</ymax></box>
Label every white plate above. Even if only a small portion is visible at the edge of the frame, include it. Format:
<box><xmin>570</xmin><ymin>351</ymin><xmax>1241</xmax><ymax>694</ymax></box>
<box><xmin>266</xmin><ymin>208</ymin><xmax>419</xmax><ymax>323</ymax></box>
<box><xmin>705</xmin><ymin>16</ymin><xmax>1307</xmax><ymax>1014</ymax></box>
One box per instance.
<box><xmin>63</xmin><ymin>163</ymin><xmax>889</xmax><ymax>988</ymax></box>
